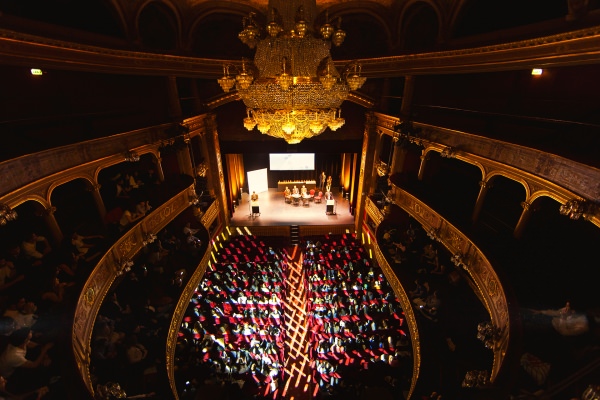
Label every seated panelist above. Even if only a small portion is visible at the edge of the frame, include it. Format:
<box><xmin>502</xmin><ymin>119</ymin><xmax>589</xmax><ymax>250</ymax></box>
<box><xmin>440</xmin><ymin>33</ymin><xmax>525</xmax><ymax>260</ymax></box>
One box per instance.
<box><xmin>301</xmin><ymin>185</ymin><xmax>307</xmax><ymax>195</ymax></box>
<box><xmin>292</xmin><ymin>186</ymin><xmax>299</xmax><ymax>195</ymax></box>
<box><xmin>284</xmin><ymin>187</ymin><xmax>291</xmax><ymax>197</ymax></box>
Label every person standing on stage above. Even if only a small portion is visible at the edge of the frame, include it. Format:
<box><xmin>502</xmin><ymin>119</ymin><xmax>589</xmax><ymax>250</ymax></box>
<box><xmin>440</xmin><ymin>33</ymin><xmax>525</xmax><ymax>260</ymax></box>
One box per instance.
<box><xmin>320</xmin><ymin>171</ymin><xmax>326</xmax><ymax>191</ymax></box>
<box><xmin>326</xmin><ymin>175</ymin><xmax>332</xmax><ymax>192</ymax></box>
<box><xmin>251</xmin><ymin>191</ymin><xmax>258</xmax><ymax>201</ymax></box>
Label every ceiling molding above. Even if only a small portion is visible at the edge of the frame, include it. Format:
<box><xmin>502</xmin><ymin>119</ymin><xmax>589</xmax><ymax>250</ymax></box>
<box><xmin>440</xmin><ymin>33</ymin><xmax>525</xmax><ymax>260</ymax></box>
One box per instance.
<box><xmin>2</xmin><ymin>26</ymin><xmax>600</xmax><ymax>78</ymax></box>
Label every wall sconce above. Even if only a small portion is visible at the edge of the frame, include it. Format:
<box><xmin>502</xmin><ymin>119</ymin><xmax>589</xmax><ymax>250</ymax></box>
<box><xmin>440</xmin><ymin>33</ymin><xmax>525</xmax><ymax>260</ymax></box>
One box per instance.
<box><xmin>559</xmin><ymin>199</ymin><xmax>596</xmax><ymax>220</ymax></box>
<box><xmin>142</xmin><ymin>232</ymin><xmax>157</xmax><ymax>246</ymax></box>
<box><xmin>440</xmin><ymin>146</ymin><xmax>455</xmax><ymax>158</ymax></box>
<box><xmin>451</xmin><ymin>252</ymin><xmax>464</xmax><ymax>267</ymax></box>
<box><xmin>427</xmin><ymin>227</ymin><xmax>440</xmax><ymax>241</ymax></box>
<box><xmin>477</xmin><ymin>321</ymin><xmax>501</xmax><ymax>349</ymax></box>
<box><xmin>117</xmin><ymin>258</ymin><xmax>134</xmax><ymax>276</ymax></box>
<box><xmin>96</xmin><ymin>382</ymin><xmax>126</xmax><ymax>399</ymax></box>
<box><xmin>124</xmin><ymin>150</ymin><xmax>140</xmax><ymax>162</ymax></box>
<box><xmin>0</xmin><ymin>203</ymin><xmax>18</xmax><ymax>226</ymax></box>
<box><xmin>462</xmin><ymin>370</ymin><xmax>488</xmax><ymax>388</ymax></box>
<box><xmin>189</xmin><ymin>193</ymin><xmax>200</xmax><ymax>206</ymax></box>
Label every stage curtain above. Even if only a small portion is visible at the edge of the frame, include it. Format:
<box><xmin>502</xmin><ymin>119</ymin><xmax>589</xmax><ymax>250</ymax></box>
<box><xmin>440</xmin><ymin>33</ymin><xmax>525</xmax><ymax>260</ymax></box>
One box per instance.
<box><xmin>226</xmin><ymin>154</ymin><xmax>245</xmax><ymax>201</ymax></box>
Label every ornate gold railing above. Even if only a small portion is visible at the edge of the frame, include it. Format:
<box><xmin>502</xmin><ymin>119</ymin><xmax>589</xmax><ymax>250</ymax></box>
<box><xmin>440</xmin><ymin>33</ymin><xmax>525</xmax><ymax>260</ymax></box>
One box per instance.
<box><xmin>72</xmin><ymin>185</ymin><xmax>194</xmax><ymax>396</ymax></box>
<box><xmin>166</xmin><ymin>246</ymin><xmax>213</xmax><ymax>399</ymax></box>
<box><xmin>370</xmin><ymin>226</ymin><xmax>420</xmax><ymax>399</ymax></box>
<box><xmin>383</xmin><ymin>189</ymin><xmax>510</xmax><ymax>382</ymax></box>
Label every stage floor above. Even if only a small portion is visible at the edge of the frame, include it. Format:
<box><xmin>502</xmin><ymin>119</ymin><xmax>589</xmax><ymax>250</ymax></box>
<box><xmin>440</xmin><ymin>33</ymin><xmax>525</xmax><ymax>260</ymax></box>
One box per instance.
<box><xmin>229</xmin><ymin>188</ymin><xmax>355</xmax><ymax>227</ymax></box>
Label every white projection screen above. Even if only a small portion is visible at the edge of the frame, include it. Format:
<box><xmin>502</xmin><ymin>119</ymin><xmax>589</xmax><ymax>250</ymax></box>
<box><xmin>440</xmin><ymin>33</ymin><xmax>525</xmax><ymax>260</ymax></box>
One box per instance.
<box><xmin>247</xmin><ymin>168</ymin><xmax>269</xmax><ymax>195</ymax></box>
<box><xmin>269</xmin><ymin>153</ymin><xmax>315</xmax><ymax>171</ymax></box>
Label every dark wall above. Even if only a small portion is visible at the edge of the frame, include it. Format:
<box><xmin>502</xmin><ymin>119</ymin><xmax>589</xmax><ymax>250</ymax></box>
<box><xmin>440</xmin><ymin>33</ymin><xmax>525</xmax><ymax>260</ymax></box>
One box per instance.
<box><xmin>242</xmin><ymin>153</ymin><xmax>347</xmax><ymax>189</ymax></box>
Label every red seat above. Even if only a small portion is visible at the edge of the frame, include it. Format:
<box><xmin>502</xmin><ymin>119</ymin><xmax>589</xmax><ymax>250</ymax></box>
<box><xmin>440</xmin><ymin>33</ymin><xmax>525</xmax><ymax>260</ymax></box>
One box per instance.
<box><xmin>314</xmin><ymin>191</ymin><xmax>323</xmax><ymax>203</ymax></box>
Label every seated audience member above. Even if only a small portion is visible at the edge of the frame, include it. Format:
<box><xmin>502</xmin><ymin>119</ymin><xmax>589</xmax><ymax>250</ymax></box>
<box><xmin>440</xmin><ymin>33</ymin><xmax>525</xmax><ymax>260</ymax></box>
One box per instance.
<box><xmin>20</xmin><ymin>234</ymin><xmax>51</xmax><ymax>262</ymax></box>
<box><xmin>70</xmin><ymin>232</ymin><xmax>104</xmax><ymax>259</ymax></box>
<box><xmin>0</xmin><ymin>258</ymin><xmax>24</xmax><ymax>296</ymax></box>
<box><xmin>118</xmin><ymin>205</ymin><xmax>144</xmax><ymax>232</ymax></box>
<box><xmin>134</xmin><ymin>200</ymin><xmax>152</xmax><ymax>217</ymax></box>
<box><xmin>0</xmin><ymin>328</ymin><xmax>53</xmax><ymax>393</ymax></box>
<box><xmin>0</xmin><ymin>374</ymin><xmax>49</xmax><ymax>400</ymax></box>
<box><xmin>182</xmin><ymin>223</ymin><xmax>199</xmax><ymax>236</ymax></box>
<box><xmin>3</xmin><ymin>299</ymin><xmax>38</xmax><ymax>331</ymax></box>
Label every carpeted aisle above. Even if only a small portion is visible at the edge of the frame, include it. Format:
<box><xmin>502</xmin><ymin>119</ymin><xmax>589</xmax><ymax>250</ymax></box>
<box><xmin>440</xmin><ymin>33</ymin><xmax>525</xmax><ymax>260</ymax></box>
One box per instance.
<box><xmin>282</xmin><ymin>245</ymin><xmax>313</xmax><ymax>400</ymax></box>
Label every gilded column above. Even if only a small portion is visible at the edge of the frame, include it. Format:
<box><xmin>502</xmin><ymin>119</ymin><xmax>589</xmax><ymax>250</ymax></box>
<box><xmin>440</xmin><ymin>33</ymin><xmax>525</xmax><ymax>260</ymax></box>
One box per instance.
<box><xmin>355</xmin><ymin>113</ymin><xmax>379</xmax><ymax>235</ymax></box>
<box><xmin>417</xmin><ymin>150</ymin><xmax>429</xmax><ymax>181</ymax></box>
<box><xmin>472</xmin><ymin>180</ymin><xmax>491</xmax><ymax>224</ymax></box>
<box><xmin>153</xmin><ymin>157</ymin><xmax>165</xmax><ymax>182</ymax></box>
<box><xmin>176</xmin><ymin>139</ymin><xmax>194</xmax><ymax>177</ymax></box>
<box><xmin>392</xmin><ymin>75</ymin><xmax>417</xmax><ymax>176</ymax></box>
<box><xmin>400</xmin><ymin>75</ymin><xmax>416</xmax><ymax>119</ymax></box>
<box><xmin>43</xmin><ymin>206</ymin><xmax>63</xmax><ymax>244</ymax></box>
<box><xmin>514</xmin><ymin>201</ymin><xmax>533</xmax><ymax>239</ymax></box>
<box><xmin>87</xmin><ymin>183</ymin><xmax>107</xmax><ymax>222</ymax></box>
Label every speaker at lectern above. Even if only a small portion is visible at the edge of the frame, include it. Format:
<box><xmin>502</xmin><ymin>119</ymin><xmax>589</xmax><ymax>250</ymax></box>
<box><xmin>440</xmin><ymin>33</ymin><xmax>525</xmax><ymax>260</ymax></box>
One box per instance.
<box><xmin>326</xmin><ymin>199</ymin><xmax>335</xmax><ymax>215</ymax></box>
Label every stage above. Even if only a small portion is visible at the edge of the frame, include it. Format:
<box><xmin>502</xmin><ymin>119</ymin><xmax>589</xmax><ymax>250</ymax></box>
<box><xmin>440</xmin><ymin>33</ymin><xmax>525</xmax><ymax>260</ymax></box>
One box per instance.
<box><xmin>230</xmin><ymin>188</ymin><xmax>355</xmax><ymax>227</ymax></box>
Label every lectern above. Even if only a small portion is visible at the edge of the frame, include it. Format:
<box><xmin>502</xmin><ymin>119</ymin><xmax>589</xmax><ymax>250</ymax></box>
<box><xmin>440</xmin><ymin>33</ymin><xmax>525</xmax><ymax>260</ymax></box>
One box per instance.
<box><xmin>326</xmin><ymin>199</ymin><xmax>335</xmax><ymax>215</ymax></box>
<box><xmin>250</xmin><ymin>200</ymin><xmax>260</xmax><ymax>218</ymax></box>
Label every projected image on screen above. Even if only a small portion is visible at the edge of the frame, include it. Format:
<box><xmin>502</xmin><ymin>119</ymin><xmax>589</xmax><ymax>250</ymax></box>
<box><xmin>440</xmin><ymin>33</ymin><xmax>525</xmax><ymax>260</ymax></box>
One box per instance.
<box><xmin>247</xmin><ymin>168</ymin><xmax>269</xmax><ymax>195</ymax></box>
<box><xmin>269</xmin><ymin>153</ymin><xmax>315</xmax><ymax>171</ymax></box>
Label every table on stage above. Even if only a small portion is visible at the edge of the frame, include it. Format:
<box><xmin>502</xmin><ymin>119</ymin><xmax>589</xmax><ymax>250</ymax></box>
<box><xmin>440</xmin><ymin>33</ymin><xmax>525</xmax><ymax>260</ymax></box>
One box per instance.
<box><xmin>278</xmin><ymin>180</ymin><xmax>316</xmax><ymax>192</ymax></box>
<box><xmin>291</xmin><ymin>193</ymin><xmax>301</xmax><ymax>206</ymax></box>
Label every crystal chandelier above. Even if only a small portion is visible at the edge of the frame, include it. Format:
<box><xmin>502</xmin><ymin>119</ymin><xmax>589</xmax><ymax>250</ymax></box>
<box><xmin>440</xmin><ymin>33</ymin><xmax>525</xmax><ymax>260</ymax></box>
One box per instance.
<box><xmin>217</xmin><ymin>0</ymin><xmax>366</xmax><ymax>144</ymax></box>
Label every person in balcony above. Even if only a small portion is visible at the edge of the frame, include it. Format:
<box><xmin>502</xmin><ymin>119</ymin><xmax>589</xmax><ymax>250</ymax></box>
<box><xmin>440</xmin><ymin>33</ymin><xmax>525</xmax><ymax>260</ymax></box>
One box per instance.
<box><xmin>20</xmin><ymin>234</ymin><xmax>51</xmax><ymax>263</ymax></box>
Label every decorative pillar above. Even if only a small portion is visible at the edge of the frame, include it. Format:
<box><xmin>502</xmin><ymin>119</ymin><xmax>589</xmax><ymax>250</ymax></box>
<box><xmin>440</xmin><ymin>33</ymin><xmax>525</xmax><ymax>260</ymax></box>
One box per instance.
<box><xmin>417</xmin><ymin>150</ymin><xmax>430</xmax><ymax>181</ymax></box>
<box><xmin>400</xmin><ymin>75</ymin><xmax>416</xmax><ymax>118</ymax></box>
<box><xmin>43</xmin><ymin>206</ymin><xmax>63</xmax><ymax>245</ymax></box>
<box><xmin>166</xmin><ymin>76</ymin><xmax>182</xmax><ymax>121</ymax></box>
<box><xmin>514</xmin><ymin>201</ymin><xmax>533</xmax><ymax>239</ymax></box>
<box><xmin>153</xmin><ymin>157</ymin><xmax>165</xmax><ymax>182</ymax></box>
<box><xmin>176</xmin><ymin>141</ymin><xmax>194</xmax><ymax>177</ymax></box>
<box><xmin>189</xmin><ymin>79</ymin><xmax>203</xmax><ymax>115</ymax></box>
<box><xmin>355</xmin><ymin>113</ymin><xmax>379</xmax><ymax>235</ymax></box>
<box><xmin>203</xmin><ymin>115</ymin><xmax>230</xmax><ymax>224</ymax></box>
<box><xmin>472</xmin><ymin>180</ymin><xmax>491</xmax><ymax>224</ymax></box>
<box><xmin>87</xmin><ymin>183</ymin><xmax>107</xmax><ymax>222</ymax></box>
<box><xmin>372</xmin><ymin>131</ymin><xmax>385</xmax><ymax>189</ymax></box>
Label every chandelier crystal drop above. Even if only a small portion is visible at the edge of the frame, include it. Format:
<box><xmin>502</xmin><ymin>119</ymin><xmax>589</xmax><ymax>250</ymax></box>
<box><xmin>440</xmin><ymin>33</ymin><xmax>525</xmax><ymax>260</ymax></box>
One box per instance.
<box><xmin>217</xmin><ymin>0</ymin><xmax>366</xmax><ymax>144</ymax></box>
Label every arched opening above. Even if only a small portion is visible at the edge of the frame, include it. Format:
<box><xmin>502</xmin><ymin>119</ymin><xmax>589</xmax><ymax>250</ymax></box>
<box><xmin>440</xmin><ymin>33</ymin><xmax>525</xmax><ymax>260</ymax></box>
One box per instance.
<box><xmin>138</xmin><ymin>2</ymin><xmax>178</xmax><ymax>51</ymax></box>
<box><xmin>476</xmin><ymin>175</ymin><xmax>526</xmax><ymax>238</ymax></box>
<box><xmin>50</xmin><ymin>178</ymin><xmax>104</xmax><ymax>237</ymax></box>
<box><xmin>400</xmin><ymin>3</ymin><xmax>440</xmax><ymax>52</ymax></box>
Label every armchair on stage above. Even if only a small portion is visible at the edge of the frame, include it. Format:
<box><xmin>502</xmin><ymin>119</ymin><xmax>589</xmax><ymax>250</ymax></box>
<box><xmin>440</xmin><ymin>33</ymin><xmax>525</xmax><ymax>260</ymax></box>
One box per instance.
<box><xmin>314</xmin><ymin>191</ymin><xmax>323</xmax><ymax>203</ymax></box>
